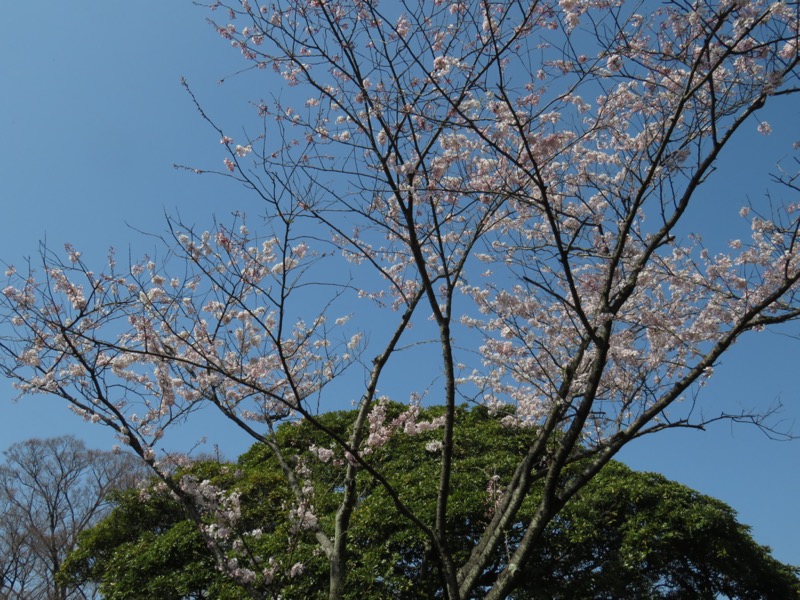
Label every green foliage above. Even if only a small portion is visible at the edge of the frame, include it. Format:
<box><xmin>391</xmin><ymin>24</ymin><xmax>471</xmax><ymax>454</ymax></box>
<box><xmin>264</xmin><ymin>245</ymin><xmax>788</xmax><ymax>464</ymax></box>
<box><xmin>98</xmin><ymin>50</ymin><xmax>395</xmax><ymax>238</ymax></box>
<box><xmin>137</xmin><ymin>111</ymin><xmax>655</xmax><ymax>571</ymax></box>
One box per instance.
<box><xmin>61</xmin><ymin>406</ymin><xmax>800</xmax><ymax>599</ymax></box>
<box><xmin>58</xmin><ymin>487</ymin><xmax>219</xmax><ymax>599</ymax></box>
<box><xmin>520</xmin><ymin>463</ymin><xmax>800</xmax><ymax>599</ymax></box>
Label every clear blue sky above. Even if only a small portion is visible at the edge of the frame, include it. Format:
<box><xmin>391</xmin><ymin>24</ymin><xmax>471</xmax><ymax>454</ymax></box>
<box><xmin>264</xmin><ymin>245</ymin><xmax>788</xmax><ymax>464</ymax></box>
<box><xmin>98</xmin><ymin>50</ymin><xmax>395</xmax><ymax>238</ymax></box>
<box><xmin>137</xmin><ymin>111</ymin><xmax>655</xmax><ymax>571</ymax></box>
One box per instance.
<box><xmin>1</xmin><ymin>2</ymin><xmax>799</xmax><ymax>567</ymax></box>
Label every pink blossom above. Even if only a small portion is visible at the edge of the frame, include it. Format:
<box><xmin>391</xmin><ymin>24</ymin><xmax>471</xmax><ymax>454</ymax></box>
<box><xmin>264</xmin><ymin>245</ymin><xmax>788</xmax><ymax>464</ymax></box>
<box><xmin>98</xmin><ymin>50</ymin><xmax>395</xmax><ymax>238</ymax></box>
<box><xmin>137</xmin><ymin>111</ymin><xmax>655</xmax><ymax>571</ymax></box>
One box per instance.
<box><xmin>779</xmin><ymin>40</ymin><xmax>798</xmax><ymax>60</ymax></box>
<box><xmin>396</xmin><ymin>14</ymin><xmax>410</xmax><ymax>38</ymax></box>
<box><xmin>309</xmin><ymin>444</ymin><xmax>335</xmax><ymax>462</ymax></box>
<box><xmin>425</xmin><ymin>440</ymin><xmax>443</xmax><ymax>453</ymax></box>
<box><xmin>606</xmin><ymin>54</ymin><xmax>623</xmax><ymax>72</ymax></box>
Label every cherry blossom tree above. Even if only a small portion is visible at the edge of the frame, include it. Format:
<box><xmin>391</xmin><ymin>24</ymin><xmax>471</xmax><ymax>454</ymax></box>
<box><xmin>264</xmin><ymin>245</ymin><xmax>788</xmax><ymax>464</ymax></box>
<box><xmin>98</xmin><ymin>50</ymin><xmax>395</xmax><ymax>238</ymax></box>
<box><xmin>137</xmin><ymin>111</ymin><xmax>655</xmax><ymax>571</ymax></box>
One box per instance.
<box><xmin>2</xmin><ymin>0</ymin><xmax>799</xmax><ymax>598</ymax></box>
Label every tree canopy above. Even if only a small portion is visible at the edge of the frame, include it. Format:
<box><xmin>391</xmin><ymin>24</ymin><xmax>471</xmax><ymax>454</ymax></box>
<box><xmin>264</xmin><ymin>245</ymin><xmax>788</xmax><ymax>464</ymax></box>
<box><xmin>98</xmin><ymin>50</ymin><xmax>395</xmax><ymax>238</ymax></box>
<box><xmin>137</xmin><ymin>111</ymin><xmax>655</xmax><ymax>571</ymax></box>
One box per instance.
<box><xmin>61</xmin><ymin>406</ymin><xmax>800</xmax><ymax>599</ymax></box>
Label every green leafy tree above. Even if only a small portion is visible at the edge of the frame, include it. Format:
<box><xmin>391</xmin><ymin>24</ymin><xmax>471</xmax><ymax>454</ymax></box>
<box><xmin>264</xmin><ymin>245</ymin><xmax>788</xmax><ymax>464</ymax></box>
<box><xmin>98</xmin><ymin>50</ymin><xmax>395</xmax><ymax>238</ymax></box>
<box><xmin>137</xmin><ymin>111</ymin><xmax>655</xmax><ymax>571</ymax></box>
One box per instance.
<box><xmin>61</xmin><ymin>407</ymin><xmax>799</xmax><ymax>599</ymax></box>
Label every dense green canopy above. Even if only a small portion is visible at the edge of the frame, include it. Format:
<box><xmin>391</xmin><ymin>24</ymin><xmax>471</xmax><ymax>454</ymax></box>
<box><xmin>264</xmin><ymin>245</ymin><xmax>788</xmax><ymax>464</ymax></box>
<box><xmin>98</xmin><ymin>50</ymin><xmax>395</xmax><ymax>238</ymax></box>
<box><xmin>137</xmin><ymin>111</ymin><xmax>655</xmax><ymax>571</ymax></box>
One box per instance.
<box><xmin>61</xmin><ymin>406</ymin><xmax>799</xmax><ymax>599</ymax></box>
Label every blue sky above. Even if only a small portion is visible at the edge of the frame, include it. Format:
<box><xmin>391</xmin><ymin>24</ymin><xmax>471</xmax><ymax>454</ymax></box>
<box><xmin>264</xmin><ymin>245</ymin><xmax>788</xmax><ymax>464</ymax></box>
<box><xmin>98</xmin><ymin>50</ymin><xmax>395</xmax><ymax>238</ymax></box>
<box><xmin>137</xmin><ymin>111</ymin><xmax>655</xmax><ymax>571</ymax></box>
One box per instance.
<box><xmin>1</xmin><ymin>2</ymin><xmax>799</xmax><ymax>567</ymax></box>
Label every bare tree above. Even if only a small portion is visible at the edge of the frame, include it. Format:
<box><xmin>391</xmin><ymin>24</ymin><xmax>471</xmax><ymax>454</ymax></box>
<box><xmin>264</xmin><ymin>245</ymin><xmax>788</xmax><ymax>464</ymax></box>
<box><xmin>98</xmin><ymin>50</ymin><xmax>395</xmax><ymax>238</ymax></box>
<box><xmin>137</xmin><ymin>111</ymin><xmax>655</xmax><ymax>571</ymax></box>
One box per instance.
<box><xmin>0</xmin><ymin>436</ymin><xmax>145</xmax><ymax>600</ymax></box>
<box><xmin>1</xmin><ymin>0</ymin><xmax>799</xmax><ymax>598</ymax></box>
